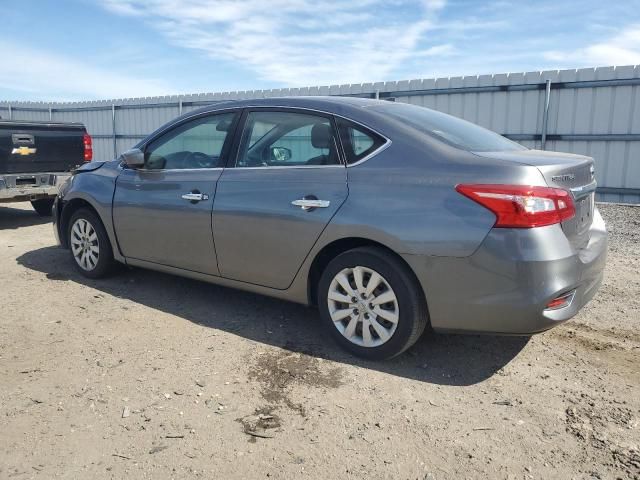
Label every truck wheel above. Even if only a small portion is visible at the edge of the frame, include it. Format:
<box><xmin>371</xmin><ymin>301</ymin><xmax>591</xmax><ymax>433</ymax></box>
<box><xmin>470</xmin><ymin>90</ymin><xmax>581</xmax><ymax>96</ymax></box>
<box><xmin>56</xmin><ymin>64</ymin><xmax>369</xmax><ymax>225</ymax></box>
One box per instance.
<box><xmin>31</xmin><ymin>198</ymin><xmax>55</xmax><ymax>216</ymax></box>
<box><xmin>317</xmin><ymin>247</ymin><xmax>428</xmax><ymax>360</ymax></box>
<box><xmin>67</xmin><ymin>208</ymin><xmax>116</xmax><ymax>278</ymax></box>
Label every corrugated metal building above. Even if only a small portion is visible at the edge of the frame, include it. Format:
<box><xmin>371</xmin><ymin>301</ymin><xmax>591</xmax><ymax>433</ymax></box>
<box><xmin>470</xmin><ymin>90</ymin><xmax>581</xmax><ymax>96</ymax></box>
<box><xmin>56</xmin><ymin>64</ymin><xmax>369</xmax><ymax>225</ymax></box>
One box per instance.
<box><xmin>1</xmin><ymin>65</ymin><xmax>639</xmax><ymax>203</ymax></box>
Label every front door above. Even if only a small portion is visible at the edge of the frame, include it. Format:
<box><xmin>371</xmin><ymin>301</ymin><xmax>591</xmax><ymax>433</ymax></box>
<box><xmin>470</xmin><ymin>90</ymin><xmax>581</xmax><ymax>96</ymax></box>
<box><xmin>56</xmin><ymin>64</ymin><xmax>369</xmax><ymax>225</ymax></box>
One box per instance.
<box><xmin>113</xmin><ymin>111</ymin><xmax>238</xmax><ymax>275</ymax></box>
<box><xmin>213</xmin><ymin>109</ymin><xmax>348</xmax><ymax>289</ymax></box>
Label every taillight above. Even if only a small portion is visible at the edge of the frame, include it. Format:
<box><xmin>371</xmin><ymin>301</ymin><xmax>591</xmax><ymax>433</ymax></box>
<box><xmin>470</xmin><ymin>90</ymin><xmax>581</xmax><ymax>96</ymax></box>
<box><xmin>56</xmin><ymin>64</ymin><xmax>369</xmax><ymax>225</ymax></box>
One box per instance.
<box><xmin>83</xmin><ymin>133</ymin><xmax>93</xmax><ymax>162</ymax></box>
<box><xmin>456</xmin><ymin>184</ymin><xmax>575</xmax><ymax>228</ymax></box>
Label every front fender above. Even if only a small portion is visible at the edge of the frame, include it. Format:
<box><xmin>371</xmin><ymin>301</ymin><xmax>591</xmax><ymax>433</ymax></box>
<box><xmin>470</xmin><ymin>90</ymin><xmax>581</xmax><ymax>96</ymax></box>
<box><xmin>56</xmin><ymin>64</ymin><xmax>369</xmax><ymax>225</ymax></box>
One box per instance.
<box><xmin>58</xmin><ymin>161</ymin><xmax>124</xmax><ymax>263</ymax></box>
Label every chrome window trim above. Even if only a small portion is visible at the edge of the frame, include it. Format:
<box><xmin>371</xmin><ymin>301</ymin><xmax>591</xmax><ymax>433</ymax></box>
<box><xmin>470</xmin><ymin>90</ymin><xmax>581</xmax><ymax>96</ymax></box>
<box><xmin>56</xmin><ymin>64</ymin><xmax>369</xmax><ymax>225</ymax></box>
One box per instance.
<box><xmin>345</xmin><ymin>136</ymin><xmax>392</xmax><ymax>168</ymax></box>
<box><xmin>140</xmin><ymin>110</ymin><xmax>238</xmax><ymax>171</ymax></box>
<box><xmin>138</xmin><ymin>108</ymin><xmax>240</xmax><ymax>150</ymax></box>
<box><xmin>119</xmin><ymin>164</ymin><xmax>224</xmax><ymax>173</ymax></box>
<box><xmin>231</xmin><ymin>105</ymin><xmax>392</xmax><ymax>170</ymax></box>
<box><xmin>227</xmin><ymin>165</ymin><xmax>345</xmax><ymax>171</ymax></box>
<box><xmin>137</xmin><ymin>103</ymin><xmax>392</xmax><ymax>170</ymax></box>
<box><xmin>138</xmin><ymin>167</ymin><xmax>224</xmax><ymax>173</ymax></box>
<box><xmin>233</xmin><ymin>108</ymin><xmax>345</xmax><ymax>169</ymax></box>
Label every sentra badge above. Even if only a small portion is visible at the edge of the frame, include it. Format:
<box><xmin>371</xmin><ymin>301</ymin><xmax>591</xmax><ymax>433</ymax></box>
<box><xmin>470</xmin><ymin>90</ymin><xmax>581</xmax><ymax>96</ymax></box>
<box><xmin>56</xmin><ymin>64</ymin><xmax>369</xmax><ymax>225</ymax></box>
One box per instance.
<box><xmin>551</xmin><ymin>173</ymin><xmax>575</xmax><ymax>182</ymax></box>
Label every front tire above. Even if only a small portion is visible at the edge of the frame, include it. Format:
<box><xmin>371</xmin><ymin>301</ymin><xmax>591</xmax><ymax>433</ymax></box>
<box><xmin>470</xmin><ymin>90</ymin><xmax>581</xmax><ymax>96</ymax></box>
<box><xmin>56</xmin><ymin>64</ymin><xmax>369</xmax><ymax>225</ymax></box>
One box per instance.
<box><xmin>31</xmin><ymin>198</ymin><xmax>55</xmax><ymax>216</ymax></box>
<box><xmin>317</xmin><ymin>247</ymin><xmax>428</xmax><ymax>360</ymax></box>
<box><xmin>67</xmin><ymin>208</ymin><xmax>115</xmax><ymax>279</ymax></box>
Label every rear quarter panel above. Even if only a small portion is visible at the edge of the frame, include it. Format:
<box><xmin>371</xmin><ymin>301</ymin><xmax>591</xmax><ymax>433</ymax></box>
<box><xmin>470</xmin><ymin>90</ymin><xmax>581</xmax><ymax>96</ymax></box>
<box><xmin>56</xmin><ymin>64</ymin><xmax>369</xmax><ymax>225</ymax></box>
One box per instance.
<box><xmin>282</xmin><ymin>132</ymin><xmax>549</xmax><ymax>305</ymax></box>
<box><xmin>321</xmin><ymin>135</ymin><xmax>546</xmax><ymax>258</ymax></box>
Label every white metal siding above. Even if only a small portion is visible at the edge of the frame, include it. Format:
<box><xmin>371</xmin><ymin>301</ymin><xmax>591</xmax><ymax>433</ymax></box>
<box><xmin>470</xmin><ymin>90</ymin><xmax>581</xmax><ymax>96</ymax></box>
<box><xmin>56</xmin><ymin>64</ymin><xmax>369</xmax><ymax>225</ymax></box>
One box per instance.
<box><xmin>1</xmin><ymin>65</ymin><xmax>639</xmax><ymax>203</ymax></box>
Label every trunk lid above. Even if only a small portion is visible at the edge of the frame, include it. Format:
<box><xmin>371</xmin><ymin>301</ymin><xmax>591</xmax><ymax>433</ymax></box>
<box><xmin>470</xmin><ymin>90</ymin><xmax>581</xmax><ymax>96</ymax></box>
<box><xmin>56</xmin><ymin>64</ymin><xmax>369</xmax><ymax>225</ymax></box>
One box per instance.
<box><xmin>473</xmin><ymin>149</ymin><xmax>596</xmax><ymax>249</ymax></box>
<box><xmin>0</xmin><ymin>121</ymin><xmax>86</xmax><ymax>174</ymax></box>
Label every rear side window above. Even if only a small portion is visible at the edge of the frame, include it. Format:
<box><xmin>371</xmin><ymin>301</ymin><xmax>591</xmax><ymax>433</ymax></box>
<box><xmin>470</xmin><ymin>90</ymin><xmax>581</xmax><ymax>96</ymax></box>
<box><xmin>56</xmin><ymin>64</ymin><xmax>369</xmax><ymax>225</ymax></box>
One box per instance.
<box><xmin>337</xmin><ymin>119</ymin><xmax>386</xmax><ymax>165</ymax></box>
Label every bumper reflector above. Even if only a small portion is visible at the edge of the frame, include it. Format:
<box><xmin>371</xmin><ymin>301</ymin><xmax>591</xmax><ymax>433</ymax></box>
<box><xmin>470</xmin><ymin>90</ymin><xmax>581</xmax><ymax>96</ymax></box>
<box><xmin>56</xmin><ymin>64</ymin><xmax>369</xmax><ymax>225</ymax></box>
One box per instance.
<box><xmin>545</xmin><ymin>290</ymin><xmax>576</xmax><ymax>310</ymax></box>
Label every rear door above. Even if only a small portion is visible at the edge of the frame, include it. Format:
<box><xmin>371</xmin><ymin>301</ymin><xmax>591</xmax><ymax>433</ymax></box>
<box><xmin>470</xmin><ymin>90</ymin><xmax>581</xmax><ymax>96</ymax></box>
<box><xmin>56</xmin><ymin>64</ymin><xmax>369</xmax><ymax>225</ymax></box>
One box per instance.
<box><xmin>0</xmin><ymin>121</ymin><xmax>85</xmax><ymax>173</ymax></box>
<box><xmin>113</xmin><ymin>111</ymin><xmax>238</xmax><ymax>275</ymax></box>
<box><xmin>213</xmin><ymin>108</ymin><xmax>348</xmax><ymax>289</ymax></box>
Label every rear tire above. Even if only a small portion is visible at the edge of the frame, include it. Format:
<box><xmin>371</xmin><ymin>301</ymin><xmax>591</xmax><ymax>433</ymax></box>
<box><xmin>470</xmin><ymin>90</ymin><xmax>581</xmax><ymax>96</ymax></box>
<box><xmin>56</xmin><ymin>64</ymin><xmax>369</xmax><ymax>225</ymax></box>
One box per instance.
<box><xmin>67</xmin><ymin>208</ymin><xmax>116</xmax><ymax>279</ymax></box>
<box><xmin>31</xmin><ymin>198</ymin><xmax>55</xmax><ymax>217</ymax></box>
<box><xmin>317</xmin><ymin>246</ymin><xmax>428</xmax><ymax>360</ymax></box>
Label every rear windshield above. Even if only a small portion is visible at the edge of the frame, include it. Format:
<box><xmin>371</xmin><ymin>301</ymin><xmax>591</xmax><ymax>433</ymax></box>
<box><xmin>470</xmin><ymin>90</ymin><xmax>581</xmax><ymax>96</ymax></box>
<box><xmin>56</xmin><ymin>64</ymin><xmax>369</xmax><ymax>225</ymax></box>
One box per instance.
<box><xmin>371</xmin><ymin>102</ymin><xmax>526</xmax><ymax>152</ymax></box>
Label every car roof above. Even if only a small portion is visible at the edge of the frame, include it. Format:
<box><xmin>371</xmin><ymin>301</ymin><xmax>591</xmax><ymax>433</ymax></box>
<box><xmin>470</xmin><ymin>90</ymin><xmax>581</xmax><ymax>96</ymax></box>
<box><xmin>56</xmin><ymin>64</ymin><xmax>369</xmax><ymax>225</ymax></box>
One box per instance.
<box><xmin>188</xmin><ymin>96</ymin><xmax>391</xmax><ymax>119</ymax></box>
<box><xmin>181</xmin><ymin>96</ymin><xmax>403</xmax><ymax>137</ymax></box>
<box><xmin>136</xmin><ymin>96</ymin><xmax>403</xmax><ymax>150</ymax></box>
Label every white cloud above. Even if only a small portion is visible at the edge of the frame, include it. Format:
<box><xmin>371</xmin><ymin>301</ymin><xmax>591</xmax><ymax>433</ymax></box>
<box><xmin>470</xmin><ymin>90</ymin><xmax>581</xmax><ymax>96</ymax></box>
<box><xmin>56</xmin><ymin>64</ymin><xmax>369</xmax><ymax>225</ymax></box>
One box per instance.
<box><xmin>0</xmin><ymin>41</ymin><xmax>170</xmax><ymax>101</ymax></box>
<box><xmin>544</xmin><ymin>24</ymin><xmax>640</xmax><ymax>66</ymax></box>
<box><xmin>101</xmin><ymin>0</ymin><xmax>448</xmax><ymax>86</ymax></box>
<box><xmin>414</xmin><ymin>44</ymin><xmax>456</xmax><ymax>57</ymax></box>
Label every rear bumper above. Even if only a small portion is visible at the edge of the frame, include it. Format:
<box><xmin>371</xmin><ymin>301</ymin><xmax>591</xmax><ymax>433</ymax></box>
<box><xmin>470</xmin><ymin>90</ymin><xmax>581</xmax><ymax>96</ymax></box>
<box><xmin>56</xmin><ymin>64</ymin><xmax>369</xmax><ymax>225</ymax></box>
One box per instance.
<box><xmin>403</xmin><ymin>208</ymin><xmax>607</xmax><ymax>334</ymax></box>
<box><xmin>0</xmin><ymin>173</ymin><xmax>70</xmax><ymax>202</ymax></box>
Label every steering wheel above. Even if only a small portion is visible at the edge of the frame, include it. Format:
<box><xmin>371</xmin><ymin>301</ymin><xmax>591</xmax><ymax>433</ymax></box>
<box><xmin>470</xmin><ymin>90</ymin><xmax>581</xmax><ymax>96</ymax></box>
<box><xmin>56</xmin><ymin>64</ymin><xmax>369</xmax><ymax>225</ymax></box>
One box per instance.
<box><xmin>183</xmin><ymin>151</ymin><xmax>212</xmax><ymax>168</ymax></box>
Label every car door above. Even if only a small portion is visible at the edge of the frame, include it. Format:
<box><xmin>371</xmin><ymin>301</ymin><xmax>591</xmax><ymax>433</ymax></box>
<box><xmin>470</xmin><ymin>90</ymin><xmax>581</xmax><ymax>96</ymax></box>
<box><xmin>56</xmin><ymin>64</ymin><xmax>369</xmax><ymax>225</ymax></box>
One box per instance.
<box><xmin>113</xmin><ymin>111</ymin><xmax>238</xmax><ymax>275</ymax></box>
<box><xmin>213</xmin><ymin>108</ymin><xmax>348</xmax><ymax>289</ymax></box>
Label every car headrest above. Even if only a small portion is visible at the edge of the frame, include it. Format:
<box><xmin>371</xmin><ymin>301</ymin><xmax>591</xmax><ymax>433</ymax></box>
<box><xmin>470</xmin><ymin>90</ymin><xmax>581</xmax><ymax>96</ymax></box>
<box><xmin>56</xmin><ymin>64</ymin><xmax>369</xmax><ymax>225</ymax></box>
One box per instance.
<box><xmin>311</xmin><ymin>123</ymin><xmax>332</xmax><ymax>149</ymax></box>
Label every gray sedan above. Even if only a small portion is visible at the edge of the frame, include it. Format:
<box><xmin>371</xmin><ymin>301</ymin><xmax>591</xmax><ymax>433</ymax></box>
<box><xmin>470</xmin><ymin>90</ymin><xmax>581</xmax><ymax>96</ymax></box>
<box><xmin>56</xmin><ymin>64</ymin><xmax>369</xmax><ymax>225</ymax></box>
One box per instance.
<box><xmin>53</xmin><ymin>97</ymin><xmax>607</xmax><ymax>359</ymax></box>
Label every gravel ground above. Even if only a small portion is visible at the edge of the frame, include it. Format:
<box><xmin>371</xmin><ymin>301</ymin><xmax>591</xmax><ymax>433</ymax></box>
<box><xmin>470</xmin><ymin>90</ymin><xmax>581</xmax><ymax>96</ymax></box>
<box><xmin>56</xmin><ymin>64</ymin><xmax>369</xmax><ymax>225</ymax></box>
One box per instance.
<box><xmin>0</xmin><ymin>202</ymin><xmax>638</xmax><ymax>480</ymax></box>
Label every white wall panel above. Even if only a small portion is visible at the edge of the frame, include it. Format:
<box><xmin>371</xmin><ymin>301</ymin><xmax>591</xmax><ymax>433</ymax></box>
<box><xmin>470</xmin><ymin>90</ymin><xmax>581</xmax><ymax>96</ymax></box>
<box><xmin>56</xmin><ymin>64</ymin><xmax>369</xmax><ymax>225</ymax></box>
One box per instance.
<box><xmin>1</xmin><ymin>65</ymin><xmax>639</xmax><ymax>202</ymax></box>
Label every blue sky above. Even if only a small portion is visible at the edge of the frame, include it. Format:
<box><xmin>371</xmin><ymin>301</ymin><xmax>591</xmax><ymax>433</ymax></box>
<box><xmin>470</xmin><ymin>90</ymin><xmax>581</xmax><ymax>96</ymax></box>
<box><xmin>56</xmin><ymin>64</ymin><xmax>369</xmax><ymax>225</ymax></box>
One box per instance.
<box><xmin>1</xmin><ymin>0</ymin><xmax>639</xmax><ymax>101</ymax></box>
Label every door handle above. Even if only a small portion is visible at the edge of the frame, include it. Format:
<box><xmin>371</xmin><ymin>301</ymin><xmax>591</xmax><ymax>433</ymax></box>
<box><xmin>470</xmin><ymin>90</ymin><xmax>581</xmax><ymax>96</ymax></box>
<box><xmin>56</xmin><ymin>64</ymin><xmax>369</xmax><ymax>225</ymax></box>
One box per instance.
<box><xmin>181</xmin><ymin>192</ymin><xmax>209</xmax><ymax>202</ymax></box>
<box><xmin>291</xmin><ymin>198</ymin><xmax>330</xmax><ymax>211</ymax></box>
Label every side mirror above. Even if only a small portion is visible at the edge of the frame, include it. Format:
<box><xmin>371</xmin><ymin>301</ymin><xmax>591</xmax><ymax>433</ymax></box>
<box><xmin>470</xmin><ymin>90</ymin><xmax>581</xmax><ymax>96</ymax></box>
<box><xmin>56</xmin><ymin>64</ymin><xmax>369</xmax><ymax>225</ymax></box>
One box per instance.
<box><xmin>270</xmin><ymin>146</ymin><xmax>292</xmax><ymax>162</ymax></box>
<box><xmin>120</xmin><ymin>148</ymin><xmax>145</xmax><ymax>168</ymax></box>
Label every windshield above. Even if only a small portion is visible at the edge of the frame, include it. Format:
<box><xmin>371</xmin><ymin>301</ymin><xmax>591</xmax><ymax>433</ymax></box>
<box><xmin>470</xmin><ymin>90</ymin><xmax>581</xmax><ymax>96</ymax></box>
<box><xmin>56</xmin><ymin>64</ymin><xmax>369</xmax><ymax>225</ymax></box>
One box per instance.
<box><xmin>371</xmin><ymin>102</ymin><xmax>526</xmax><ymax>152</ymax></box>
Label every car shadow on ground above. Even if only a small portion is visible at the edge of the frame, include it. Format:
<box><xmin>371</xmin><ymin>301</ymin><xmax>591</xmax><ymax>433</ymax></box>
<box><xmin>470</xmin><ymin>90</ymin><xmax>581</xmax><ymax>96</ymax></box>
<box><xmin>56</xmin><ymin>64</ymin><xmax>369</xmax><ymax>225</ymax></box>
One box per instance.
<box><xmin>18</xmin><ymin>246</ymin><xmax>530</xmax><ymax>386</ymax></box>
<box><xmin>0</xmin><ymin>204</ymin><xmax>50</xmax><ymax>229</ymax></box>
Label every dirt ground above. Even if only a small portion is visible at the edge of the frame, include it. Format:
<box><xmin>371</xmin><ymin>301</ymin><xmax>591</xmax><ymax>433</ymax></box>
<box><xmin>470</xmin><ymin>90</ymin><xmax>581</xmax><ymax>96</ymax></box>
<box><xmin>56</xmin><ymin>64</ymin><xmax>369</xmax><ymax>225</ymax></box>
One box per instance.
<box><xmin>0</xmin><ymin>201</ymin><xmax>638</xmax><ymax>480</ymax></box>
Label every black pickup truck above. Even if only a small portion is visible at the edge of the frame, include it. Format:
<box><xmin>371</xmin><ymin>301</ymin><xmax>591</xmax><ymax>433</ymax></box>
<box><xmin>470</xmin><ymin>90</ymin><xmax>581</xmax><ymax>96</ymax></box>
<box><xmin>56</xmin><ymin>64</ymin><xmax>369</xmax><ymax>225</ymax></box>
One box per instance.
<box><xmin>0</xmin><ymin>120</ymin><xmax>92</xmax><ymax>216</ymax></box>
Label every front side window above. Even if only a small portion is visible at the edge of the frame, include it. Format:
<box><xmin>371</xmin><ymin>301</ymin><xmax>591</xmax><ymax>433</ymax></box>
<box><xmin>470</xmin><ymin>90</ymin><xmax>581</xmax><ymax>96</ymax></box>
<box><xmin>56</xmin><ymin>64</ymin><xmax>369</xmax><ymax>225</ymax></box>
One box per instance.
<box><xmin>144</xmin><ymin>112</ymin><xmax>236</xmax><ymax>169</ymax></box>
<box><xmin>337</xmin><ymin>119</ymin><xmax>386</xmax><ymax>165</ymax></box>
<box><xmin>370</xmin><ymin>102</ymin><xmax>526</xmax><ymax>152</ymax></box>
<box><xmin>236</xmin><ymin>111</ymin><xmax>341</xmax><ymax>167</ymax></box>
